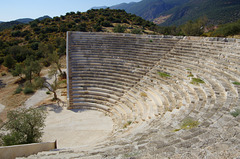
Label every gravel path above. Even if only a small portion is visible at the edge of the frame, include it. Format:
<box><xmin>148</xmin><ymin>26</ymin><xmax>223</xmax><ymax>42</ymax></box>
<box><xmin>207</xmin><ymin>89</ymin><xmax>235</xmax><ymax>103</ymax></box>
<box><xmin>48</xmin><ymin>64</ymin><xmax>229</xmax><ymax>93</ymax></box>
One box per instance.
<box><xmin>23</xmin><ymin>74</ymin><xmax>56</xmax><ymax>109</ymax></box>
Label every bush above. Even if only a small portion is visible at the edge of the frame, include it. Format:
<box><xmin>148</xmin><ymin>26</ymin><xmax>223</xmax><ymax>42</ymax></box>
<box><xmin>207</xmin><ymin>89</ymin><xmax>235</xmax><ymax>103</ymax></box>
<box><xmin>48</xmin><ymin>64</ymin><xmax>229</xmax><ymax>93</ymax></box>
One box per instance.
<box><xmin>158</xmin><ymin>72</ymin><xmax>171</xmax><ymax>78</ymax></box>
<box><xmin>230</xmin><ymin>109</ymin><xmax>240</xmax><ymax>117</ymax></box>
<box><xmin>101</xmin><ymin>21</ymin><xmax>112</xmax><ymax>27</ymax></box>
<box><xmin>113</xmin><ymin>24</ymin><xmax>126</xmax><ymax>33</ymax></box>
<box><xmin>190</xmin><ymin>78</ymin><xmax>205</xmax><ymax>85</ymax></box>
<box><xmin>23</xmin><ymin>87</ymin><xmax>34</xmax><ymax>94</ymax></box>
<box><xmin>212</xmin><ymin>20</ymin><xmax>240</xmax><ymax>37</ymax></box>
<box><xmin>131</xmin><ymin>28</ymin><xmax>142</xmax><ymax>34</ymax></box>
<box><xmin>187</xmin><ymin>72</ymin><xmax>194</xmax><ymax>77</ymax></box>
<box><xmin>1</xmin><ymin>108</ymin><xmax>47</xmax><ymax>146</ymax></box>
<box><xmin>233</xmin><ymin>82</ymin><xmax>240</xmax><ymax>85</ymax></box>
<box><xmin>3</xmin><ymin>55</ymin><xmax>16</xmax><ymax>69</ymax></box>
<box><xmin>14</xmin><ymin>86</ymin><xmax>22</xmax><ymax>94</ymax></box>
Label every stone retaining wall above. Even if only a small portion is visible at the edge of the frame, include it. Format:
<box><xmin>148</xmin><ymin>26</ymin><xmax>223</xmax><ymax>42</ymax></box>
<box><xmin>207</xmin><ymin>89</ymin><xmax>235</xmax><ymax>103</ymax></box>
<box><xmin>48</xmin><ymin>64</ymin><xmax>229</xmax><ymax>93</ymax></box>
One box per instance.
<box><xmin>0</xmin><ymin>141</ymin><xmax>57</xmax><ymax>159</ymax></box>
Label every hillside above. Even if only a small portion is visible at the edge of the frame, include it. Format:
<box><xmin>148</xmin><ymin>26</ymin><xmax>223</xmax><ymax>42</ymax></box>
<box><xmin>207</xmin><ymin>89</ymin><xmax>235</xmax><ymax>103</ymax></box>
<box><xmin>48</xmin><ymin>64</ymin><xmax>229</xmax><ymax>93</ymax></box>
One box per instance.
<box><xmin>160</xmin><ymin>0</ymin><xmax>240</xmax><ymax>26</ymax></box>
<box><xmin>0</xmin><ymin>9</ymin><xmax>154</xmax><ymax>46</ymax></box>
<box><xmin>100</xmin><ymin>0</ymin><xmax>240</xmax><ymax>26</ymax></box>
<box><xmin>111</xmin><ymin>0</ymin><xmax>188</xmax><ymax>22</ymax></box>
<box><xmin>0</xmin><ymin>8</ymin><xmax>156</xmax><ymax>78</ymax></box>
<box><xmin>0</xmin><ymin>8</ymin><xmax>156</xmax><ymax>74</ymax></box>
<box><xmin>0</xmin><ymin>21</ymin><xmax>22</xmax><ymax>31</ymax></box>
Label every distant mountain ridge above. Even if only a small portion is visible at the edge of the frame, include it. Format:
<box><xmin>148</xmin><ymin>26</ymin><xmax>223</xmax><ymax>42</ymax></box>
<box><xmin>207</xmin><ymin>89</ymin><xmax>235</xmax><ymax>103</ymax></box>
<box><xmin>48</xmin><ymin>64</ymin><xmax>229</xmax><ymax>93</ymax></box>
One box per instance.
<box><xmin>91</xmin><ymin>6</ymin><xmax>108</xmax><ymax>9</ymax></box>
<box><xmin>0</xmin><ymin>15</ymin><xmax>51</xmax><ymax>31</ymax></box>
<box><xmin>15</xmin><ymin>18</ymin><xmax>34</xmax><ymax>24</ymax></box>
<box><xmin>93</xmin><ymin>0</ymin><xmax>240</xmax><ymax>26</ymax></box>
<box><xmin>1</xmin><ymin>15</ymin><xmax>51</xmax><ymax>23</ymax></box>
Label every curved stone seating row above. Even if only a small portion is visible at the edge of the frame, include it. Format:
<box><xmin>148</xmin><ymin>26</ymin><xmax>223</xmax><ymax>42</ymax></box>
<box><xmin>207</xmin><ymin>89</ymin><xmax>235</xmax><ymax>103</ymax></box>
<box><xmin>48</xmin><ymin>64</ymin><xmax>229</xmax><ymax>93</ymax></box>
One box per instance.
<box><xmin>107</xmin><ymin>36</ymin><xmax>240</xmax><ymax>143</ymax></box>
<box><xmin>67</xmin><ymin>32</ymin><xmax>180</xmax><ymax>115</ymax></box>
<box><xmin>158</xmin><ymin>49</ymin><xmax>238</xmax><ymax>123</ymax></box>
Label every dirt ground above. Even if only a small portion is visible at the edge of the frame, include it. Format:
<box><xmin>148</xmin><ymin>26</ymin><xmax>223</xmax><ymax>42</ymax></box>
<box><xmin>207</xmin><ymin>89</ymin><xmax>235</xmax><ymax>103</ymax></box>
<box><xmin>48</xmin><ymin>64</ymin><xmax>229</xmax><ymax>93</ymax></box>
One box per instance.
<box><xmin>0</xmin><ymin>66</ymin><xmax>32</xmax><ymax>122</ymax></box>
<box><xmin>0</xmin><ymin>56</ymin><xmax>67</xmax><ymax>122</ymax></box>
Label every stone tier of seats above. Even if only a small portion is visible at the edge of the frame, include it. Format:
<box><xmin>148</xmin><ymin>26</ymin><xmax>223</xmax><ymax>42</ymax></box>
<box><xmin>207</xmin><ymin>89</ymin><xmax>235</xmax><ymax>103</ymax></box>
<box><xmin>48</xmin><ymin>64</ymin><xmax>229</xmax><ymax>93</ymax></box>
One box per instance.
<box><xmin>67</xmin><ymin>32</ymin><xmax>180</xmax><ymax>131</ymax></box>
<box><xmin>27</xmin><ymin>33</ymin><xmax>240</xmax><ymax>158</ymax></box>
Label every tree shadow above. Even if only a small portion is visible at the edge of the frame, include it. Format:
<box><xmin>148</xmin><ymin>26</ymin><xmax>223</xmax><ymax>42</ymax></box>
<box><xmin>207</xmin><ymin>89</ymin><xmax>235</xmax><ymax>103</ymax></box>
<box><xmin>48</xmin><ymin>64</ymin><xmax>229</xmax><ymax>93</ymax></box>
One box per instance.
<box><xmin>0</xmin><ymin>80</ymin><xmax>6</xmax><ymax>89</ymax></box>
<box><xmin>70</xmin><ymin>109</ymin><xmax>89</xmax><ymax>113</ymax></box>
<box><xmin>42</xmin><ymin>104</ymin><xmax>63</xmax><ymax>113</ymax></box>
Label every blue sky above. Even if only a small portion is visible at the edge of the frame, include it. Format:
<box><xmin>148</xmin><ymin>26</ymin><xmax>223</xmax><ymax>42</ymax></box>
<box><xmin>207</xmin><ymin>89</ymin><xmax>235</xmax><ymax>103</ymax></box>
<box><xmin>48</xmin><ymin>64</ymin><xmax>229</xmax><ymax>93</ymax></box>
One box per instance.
<box><xmin>0</xmin><ymin>0</ymin><xmax>141</xmax><ymax>21</ymax></box>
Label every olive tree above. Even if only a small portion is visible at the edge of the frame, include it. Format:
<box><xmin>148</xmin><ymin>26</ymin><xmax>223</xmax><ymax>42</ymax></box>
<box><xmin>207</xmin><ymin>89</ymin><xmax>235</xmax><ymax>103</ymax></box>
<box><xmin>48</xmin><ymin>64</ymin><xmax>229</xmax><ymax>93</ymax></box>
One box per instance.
<box><xmin>1</xmin><ymin>108</ymin><xmax>47</xmax><ymax>146</ymax></box>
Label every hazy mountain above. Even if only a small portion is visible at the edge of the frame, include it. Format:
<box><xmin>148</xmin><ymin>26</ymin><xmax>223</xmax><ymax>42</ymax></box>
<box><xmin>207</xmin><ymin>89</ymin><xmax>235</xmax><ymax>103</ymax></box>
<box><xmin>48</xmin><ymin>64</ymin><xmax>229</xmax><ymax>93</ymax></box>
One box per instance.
<box><xmin>37</xmin><ymin>15</ymin><xmax>52</xmax><ymax>21</ymax></box>
<box><xmin>96</xmin><ymin>0</ymin><xmax>240</xmax><ymax>26</ymax></box>
<box><xmin>0</xmin><ymin>15</ymin><xmax>52</xmax><ymax>31</ymax></box>
<box><xmin>16</xmin><ymin>18</ymin><xmax>34</xmax><ymax>24</ymax></box>
<box><xmin>91</xmin><ymin>6</ymin><xmax>108</xmax><ymax>9</ymax></box>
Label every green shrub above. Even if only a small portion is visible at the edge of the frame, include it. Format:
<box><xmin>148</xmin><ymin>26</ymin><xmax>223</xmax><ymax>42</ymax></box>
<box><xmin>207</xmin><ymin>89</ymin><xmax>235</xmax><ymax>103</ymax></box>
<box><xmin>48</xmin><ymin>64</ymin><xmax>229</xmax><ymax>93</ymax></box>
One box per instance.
<box><xmin>230</xmin><ymin>109</ymin><xmax>240</xmax><ymax>117</ymax></box>
<box><xmin>23</xmin><ymin>87</ymin><xmax>34</xmax><ymax>94</ymax></box>
<box><xmin>14</xmin><ymin>86</ymin><xmax>22</xmax><ymax>94</ymax></box>
<box><xmin>131</xmin><ymin>28</ymin><xmax>142</xmax><ymax>34</ymax></box>
<box><xmin>187</xmin><ymin>72</ymin><xmax>194</xmax><ymax>77</ymax></box>
<box><xmin>113</xmin><ymin>24</ymin><xmax>126</xmax><ymax>33</ymax></box>
<box><xmin>212</xmin><ymin>20</ymin><xmax>240</xmax><ymax>37</ymax></box>
<box><xmin>1</xmin><ymin>108</ymin><xmax>47</xmax><ymax>146</ymax></box>
<box><xmin>3</xmin><ymin>55</ymin><xmax>16</xmax><ymax>69</ymax></box>
<box><xmin>233</xmin><ymin>82</ymin><xmax>240</xmax><ymax>85</ymax></box>
<box><xmin>158</xmin><ymin>71</ymin><xmax>171</xmax><ymax>78</ymax></box>
<box><xmin>190</xmin><ymin>78</ymin><xmax>204</xmax><ymax>85</ymax></box>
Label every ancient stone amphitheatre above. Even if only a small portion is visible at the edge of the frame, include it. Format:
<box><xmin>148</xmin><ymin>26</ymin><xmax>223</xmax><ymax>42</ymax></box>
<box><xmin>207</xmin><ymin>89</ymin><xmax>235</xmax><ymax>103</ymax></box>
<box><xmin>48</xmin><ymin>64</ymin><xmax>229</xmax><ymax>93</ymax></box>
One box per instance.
<box><xmin>31</xmin><ymin>32</ymin><xmax>240</xmax><ymax>158</ymax></box>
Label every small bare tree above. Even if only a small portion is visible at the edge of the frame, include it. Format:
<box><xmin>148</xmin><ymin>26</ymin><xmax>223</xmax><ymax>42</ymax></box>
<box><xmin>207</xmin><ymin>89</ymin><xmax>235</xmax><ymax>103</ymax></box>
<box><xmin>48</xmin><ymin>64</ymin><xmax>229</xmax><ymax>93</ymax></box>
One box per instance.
<box><xmin>35</xmin><ymin>66</ymin><xmax>61</xmax><ymax>100</ymax></box>
<box><xmin>48</xmin><ymin>51</ymin><xmax>64</xmax><ymax>78</ymax></box>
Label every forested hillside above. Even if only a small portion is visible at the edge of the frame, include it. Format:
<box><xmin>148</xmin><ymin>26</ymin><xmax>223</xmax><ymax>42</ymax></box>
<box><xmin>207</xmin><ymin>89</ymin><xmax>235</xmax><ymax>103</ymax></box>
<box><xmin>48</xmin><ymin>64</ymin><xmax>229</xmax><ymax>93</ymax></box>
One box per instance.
<box><xmin>103</xmin><ymin>0</ymin><xmax>240</xmax><ymax>26</ymax></box>
<box><xmin>0</xmin><ymin>8</ymin><xmax>155</xmax><ymax>67</ymax></box>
